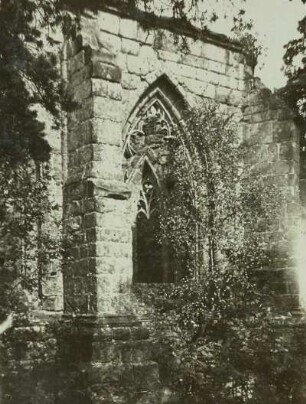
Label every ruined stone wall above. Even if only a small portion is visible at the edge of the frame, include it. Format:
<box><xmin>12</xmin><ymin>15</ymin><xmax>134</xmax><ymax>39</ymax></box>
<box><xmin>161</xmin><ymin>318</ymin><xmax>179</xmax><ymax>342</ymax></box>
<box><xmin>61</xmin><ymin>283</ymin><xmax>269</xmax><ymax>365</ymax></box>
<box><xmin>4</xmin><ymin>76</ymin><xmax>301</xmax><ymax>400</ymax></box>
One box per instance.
<box><xmin>1</xmin><ymin>6</ymin><xmax>305</xmax><ymax>404</ymax></box>
<box><xmin>241</xmin><ymin>79</ymin><xmax>301</xmax><ymax>308</ymax></box>
<box><xmin>62</xmin><ymin>7</ymin><xmax>250</xmax><ymax>316</ymax></box>
<box><xmin>62</xmin><ymin>7</ymin><xmax>303</xmax><ymax>316</ymax></box>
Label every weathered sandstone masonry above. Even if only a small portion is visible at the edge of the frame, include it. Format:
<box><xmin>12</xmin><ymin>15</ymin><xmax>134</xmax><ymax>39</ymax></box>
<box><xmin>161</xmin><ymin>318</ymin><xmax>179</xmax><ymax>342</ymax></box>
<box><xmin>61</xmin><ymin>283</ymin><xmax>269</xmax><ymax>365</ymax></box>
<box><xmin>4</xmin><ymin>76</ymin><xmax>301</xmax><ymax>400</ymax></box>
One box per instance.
<box><xmin>57</xmin><ymin>9</ymin><xmax>303</xmax><ymax>400</ymax></box>
<box><xmin>58</xmin><ymin>12</ymin><xmax>262</xmax><ymax>401</ymax></box>
<box><xmin>62</xmin><ymin>7</ymin><xmax>302</xmax><ymax>315</ymax></box>
<box><xmin>62</xmin><ymin>8</ymin><xmax>251</xmax><ymax>316</ymax></box>
<box><xmin>1</xmin><ymin>4</ymin><xmax>304</xmax><ymax>404</ymax></box>
<box><xmin>242</xmin><ymin>79</ymin><xmax>301</xmax><ymax>306</ymax></box>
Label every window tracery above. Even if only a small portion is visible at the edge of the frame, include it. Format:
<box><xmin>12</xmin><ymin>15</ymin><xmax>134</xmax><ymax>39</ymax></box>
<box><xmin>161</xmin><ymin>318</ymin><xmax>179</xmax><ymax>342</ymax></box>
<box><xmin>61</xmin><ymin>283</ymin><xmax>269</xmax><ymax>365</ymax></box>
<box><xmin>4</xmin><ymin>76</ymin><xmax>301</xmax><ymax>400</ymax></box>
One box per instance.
<box><xmin>123</xmin><ymin>83</ymin><xmax>182</xmax><ymax>283</ymax></box>
<box><xmin>123</xmin><ymin>99</ymin><xmax>173</xmax><ymax>160</ymax></box>
<box><xmin>137</xmin><ymin>176</ymin><xmax>156</xmax><ymax>220</ymax></box>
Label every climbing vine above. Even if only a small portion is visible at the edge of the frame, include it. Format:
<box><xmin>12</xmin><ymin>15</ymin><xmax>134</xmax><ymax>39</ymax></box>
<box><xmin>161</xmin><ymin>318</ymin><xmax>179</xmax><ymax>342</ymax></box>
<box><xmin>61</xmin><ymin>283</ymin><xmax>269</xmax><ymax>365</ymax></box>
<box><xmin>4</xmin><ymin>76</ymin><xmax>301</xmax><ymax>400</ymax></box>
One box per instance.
<box><xmin>159</xmin><ymin>101</ymin><xmax>279</xmax><ymax>279</ymax></box>
<box><xmin>134</xmin><ymin>101</ymin><xmax>306</xmax><ymax>403</ymax></box>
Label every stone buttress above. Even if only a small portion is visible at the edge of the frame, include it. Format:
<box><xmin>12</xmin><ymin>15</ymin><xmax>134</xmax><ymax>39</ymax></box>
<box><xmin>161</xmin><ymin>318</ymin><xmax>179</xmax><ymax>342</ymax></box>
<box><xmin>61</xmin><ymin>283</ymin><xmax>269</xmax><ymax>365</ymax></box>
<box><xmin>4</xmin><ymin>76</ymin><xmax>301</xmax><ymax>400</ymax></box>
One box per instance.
<box><xmin>1</xmin><ymin>5</ymin><xmax>300</xmax><ymax>404</ymax></box>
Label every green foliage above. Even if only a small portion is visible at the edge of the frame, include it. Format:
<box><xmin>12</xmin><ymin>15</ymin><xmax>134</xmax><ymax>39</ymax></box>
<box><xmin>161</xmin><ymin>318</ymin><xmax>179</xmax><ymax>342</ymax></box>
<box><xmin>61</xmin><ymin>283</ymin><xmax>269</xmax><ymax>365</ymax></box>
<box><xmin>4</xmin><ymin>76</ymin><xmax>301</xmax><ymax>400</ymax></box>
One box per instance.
<box><xmin>0</xmin><ymin>0</ymin><xmax>53</xmax><ymax>160</ymax></box>
<box><xmin>133</xmin><ymin>101</ymin><xmax>306</xmax><ymax>403</ymax></box>
<box><xmin>0</xmin><ymin>0</ymin><xmax>80</xmax><ymax>319</ymax></box>
<box><xmin>159</xmin><ymin>101</ymin><xmax>279</xmax><ymax>279</ymax></box>
<box><xmin>279</xmin><ymin>0</ymin><xmax>306</xmax><ymax>129</ymax></box>
<box><xmin>141</xmin><ymin>280</ymin><xmax>306</xmax><ymax>404</ymax></box>
<box><xmin>0</xmin><ymin>155</ymin><xmax>62</xmax><ymax>321</ymax></box>
<box><xmin>0</xmin><ymin>0</ymin><xmax>80</xmax><ymax>161</ymax></box>
<box><xmin>230</xmin><ymin>12</ymin><xmax>264</xmax><ymax>74</ymax></box>
<box><xmin>281</xmin><ymin>14</ymin><xmax>306</xmax><ymax>119</ymax></box>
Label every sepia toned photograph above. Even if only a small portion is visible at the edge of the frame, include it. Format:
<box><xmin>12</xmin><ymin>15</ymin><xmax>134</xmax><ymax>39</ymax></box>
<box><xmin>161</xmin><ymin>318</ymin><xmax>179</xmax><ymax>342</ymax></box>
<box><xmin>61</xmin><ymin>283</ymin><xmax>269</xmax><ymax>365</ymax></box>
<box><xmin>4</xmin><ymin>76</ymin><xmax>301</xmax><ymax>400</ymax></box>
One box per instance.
<box><xmin>0</xmin><ymin>0</ymin><xmax>306</xmax><ymax>403</ymax></box>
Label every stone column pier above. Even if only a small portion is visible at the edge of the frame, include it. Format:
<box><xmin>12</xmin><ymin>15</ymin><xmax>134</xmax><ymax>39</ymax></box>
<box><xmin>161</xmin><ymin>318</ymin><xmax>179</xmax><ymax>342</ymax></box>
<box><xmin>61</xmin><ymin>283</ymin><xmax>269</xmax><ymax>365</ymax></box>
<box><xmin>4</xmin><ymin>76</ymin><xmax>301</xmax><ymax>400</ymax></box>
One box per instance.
<box><xmin>63</xmin><ymin>36</ymin><xmax>134</xmax><ymax>317</ymax></box>
<box><xmin>60</xmin><ymin>30</ymin><xmax>161</xmax><ymax>403</ymax></box>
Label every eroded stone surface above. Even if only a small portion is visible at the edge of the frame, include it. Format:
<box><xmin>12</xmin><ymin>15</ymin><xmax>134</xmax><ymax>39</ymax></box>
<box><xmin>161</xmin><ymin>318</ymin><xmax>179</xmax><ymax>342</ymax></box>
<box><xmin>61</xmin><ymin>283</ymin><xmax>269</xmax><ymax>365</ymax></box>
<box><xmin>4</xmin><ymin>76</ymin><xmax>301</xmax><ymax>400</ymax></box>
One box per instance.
<box><xmin>4</xmin><ymin>6</ymin><xmax>303</xmax><ymax>404</ymax></box>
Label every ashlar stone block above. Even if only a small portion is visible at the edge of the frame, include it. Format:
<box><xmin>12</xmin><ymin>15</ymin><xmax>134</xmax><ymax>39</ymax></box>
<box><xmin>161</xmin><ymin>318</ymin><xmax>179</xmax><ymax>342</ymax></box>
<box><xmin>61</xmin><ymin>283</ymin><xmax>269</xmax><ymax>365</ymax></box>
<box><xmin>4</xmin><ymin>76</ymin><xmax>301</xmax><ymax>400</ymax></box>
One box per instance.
<box><xmin>68</xmin><ymin>49</ymin><xmax>91</xmax><ymax>75</ymax></box>
<box><xmin>93</xmin><ymin>118</ymin><xmax>122</xmax><ymax>146</ymax></box>
<box><xmin>157</xmin><ymin>49</ymin><xmax>181</xmax><ymax>63</ymax></box>
<box><xmin>72</xmin><ymin>80</ymin><xmax>92</xmax><ymax>101</ymax></box>
<box><xmin>183</xmin><ymin>78</ymin><xmax>216</xmax><ymax>98</ymax></box>
<box><xmin>121</xmin><ymin>38</ymin><xmax>140</xmax><ymax>56</ymax></box>
<box><xmin>119</xmin><ymin>18</ymin><xmax>138</xmax><ymax>40</ymax></box>
<box><xmin>243</xmin><ymin>122</ymin><xmax>274</xmax><ymax>146</ymax></box>
<box><xmin>92</xmin><ymin>61</ymin><xmax>122</xmax><ymax>83</ymax></box>
<box><xmin>273</xmin><ymin>121</ymin><xmax>299</xmax><ymax>143</ymax></box>
<box><xmin>70</xmin><ymin>64</ymin><xmax>92</xmax><ymax>87</ymax></box>
<box><xmin>246</xmin><ymin>143</ymin><xmax>278</xmax><ymax>165</ymax></box>
<box><xmin>121</xmin><ymin>72</ymin><xmax>141</xmax><ymax>90</ymax></box>
<box><xmin>95</xmin><ymin>31</ymin><xmax>122</xmax><ymax>54</ymax></box>
<box><xmin>92</xmin><ymin>79</ymin><xmax>122</xmax><ymax>100</ymax></box>
<box><xmin>93</xmin><ymin>97</ymin><xmax>122</xmax><ymax>122</ymax></box>
<box><xmin>97</xmin><ymin>11</ymin><xmax>120</xmax><ymax>35</ymax></box>
<box><xmin>201</xmin><ymin>42</ymin><xmax>228</xmax><ymax>64</ymax></box>
<box><xmin>279</xmin><ymin>141</ymin><xmax>299</xmax><ymax>162</ymax></box>
<box><xmin>126</xmin><ymin>54</ymin><xmax>142</xmax><ymax>75</ymax></box>
<box><xmin>91</xmin><ymin>152</ymin><xmax>123</xmax><ymax>181</ymax></box>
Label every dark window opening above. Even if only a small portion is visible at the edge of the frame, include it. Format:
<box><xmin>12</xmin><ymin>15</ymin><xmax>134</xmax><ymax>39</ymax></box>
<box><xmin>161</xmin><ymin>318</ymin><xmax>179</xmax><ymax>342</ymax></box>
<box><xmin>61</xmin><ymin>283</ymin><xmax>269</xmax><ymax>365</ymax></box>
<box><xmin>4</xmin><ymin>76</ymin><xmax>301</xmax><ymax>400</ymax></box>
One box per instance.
<box><xmin>133</xmin><ymin>162</ymin><xmax>173</xmax><ymax>283</ymax></box>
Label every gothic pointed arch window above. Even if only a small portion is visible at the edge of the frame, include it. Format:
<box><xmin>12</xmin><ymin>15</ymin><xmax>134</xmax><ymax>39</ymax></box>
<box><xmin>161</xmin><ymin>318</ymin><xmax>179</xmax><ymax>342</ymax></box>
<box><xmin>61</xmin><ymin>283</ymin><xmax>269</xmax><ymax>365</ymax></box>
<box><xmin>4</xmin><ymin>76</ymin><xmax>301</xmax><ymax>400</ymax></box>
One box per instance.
<box><xmin>133</xmin><ymin>161</ymin><xmax>165</xmax><ymax>283</ymax></box>
<box><xmin>123</xmin><ymin>76</ymin><xmax>185</xmax><ymax>283</ymax></box>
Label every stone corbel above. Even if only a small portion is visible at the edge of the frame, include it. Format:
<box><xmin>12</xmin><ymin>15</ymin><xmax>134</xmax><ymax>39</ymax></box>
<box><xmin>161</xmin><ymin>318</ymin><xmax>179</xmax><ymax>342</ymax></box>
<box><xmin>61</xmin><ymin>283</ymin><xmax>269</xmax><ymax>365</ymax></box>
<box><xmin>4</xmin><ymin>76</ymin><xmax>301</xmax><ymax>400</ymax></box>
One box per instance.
<box><xmin>91</xmin><ymin>179</ymin><xmax>131</xmax><ymax>200</ymax></box>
